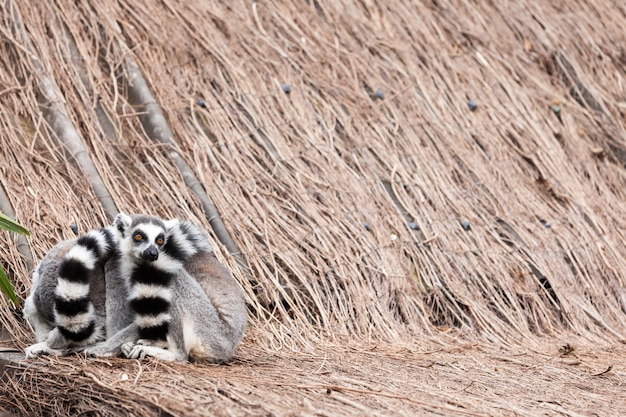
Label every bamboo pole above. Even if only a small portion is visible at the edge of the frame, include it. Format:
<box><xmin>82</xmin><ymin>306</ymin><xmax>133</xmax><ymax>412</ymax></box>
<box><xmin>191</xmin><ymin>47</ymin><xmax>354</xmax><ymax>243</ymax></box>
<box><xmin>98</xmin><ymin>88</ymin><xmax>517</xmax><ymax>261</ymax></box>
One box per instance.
<box><xmin>124</xmin><ymin>58</ymin><xmax>249</xmax><ymax>272</ymax></box>
<box><xmin>4</xmin><ymin>0</ymin><xmax>118</xmax><ymax>222</ymax></box>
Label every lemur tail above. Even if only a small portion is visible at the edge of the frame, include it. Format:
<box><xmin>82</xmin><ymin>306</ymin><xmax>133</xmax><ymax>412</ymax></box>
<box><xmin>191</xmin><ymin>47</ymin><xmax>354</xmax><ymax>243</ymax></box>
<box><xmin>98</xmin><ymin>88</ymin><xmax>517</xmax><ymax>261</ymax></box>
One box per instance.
<box><xmin>162</xmin><ymin>220</ymin><xmax>213</xmax><ymax>260</ymax></box>
<box><xmin>53</xmin><ymin>227</ymin><xmax>116</xmax><ymax>345</ymax></box>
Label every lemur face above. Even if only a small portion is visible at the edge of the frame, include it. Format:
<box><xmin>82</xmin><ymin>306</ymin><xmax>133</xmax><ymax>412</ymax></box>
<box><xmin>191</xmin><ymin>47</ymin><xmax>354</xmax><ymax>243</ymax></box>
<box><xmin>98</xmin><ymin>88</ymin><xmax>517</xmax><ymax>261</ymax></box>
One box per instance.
<box><xmin>114</xmin><ymin>213</ymin><xmax>173</xmax><ymax>264</ymax></box>
<box><xmin>130</xmin><ymin>223</ymin><xmax>166</xmax><ymax>262</ymax></box>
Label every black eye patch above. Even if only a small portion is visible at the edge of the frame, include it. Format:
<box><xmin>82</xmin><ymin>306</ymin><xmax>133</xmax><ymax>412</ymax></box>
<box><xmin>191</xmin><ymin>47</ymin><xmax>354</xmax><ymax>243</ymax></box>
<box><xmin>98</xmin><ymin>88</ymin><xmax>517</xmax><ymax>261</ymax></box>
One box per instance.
<box><xmin>133</xmin><ymin>231</ymin><xmax>147</xmax><ymax>243</ymax></box>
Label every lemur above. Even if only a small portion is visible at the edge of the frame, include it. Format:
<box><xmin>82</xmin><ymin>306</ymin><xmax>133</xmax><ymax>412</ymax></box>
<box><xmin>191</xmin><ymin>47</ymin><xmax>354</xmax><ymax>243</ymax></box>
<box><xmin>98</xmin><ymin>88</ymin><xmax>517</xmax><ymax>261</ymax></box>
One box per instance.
<box><xmin>23</xmin><ymin>227</ymin><xmax>116</xmax><ymax>357</ymax></box>
<box><xmin>24</xmin><ymin>214</ymin><xmax>247</xmax><ymax>363</ymax></box>
<box><xmin>87</xmin><ymin>213</ymin><xmax>248</xmax><ymax>362</ymax></box>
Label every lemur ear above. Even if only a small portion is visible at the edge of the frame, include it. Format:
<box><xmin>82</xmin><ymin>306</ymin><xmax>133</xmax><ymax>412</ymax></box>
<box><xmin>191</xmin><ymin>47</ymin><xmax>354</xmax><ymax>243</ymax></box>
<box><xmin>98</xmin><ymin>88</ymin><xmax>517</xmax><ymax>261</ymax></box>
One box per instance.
<box><xmin>163</xmin><ymin>218</ymin><xmax>180</xmax><ymax>232</ymax></box>
<box><xmin>113</xmin><ymin>213</ymin><xmax>132</xmax><ymax>233</ymax></box>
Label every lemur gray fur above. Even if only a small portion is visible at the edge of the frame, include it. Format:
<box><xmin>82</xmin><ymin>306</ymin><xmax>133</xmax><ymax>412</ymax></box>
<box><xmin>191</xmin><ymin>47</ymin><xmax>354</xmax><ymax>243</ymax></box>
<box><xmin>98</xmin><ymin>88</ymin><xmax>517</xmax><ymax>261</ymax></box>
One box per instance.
<box><xmin>87</xmin><ymin>213</ymin><xmax>247</xmax><ymax>362</ymax></box>
<box><xmin>24</xmin><ymin>213</ymin><xmax>247</xmax><ymax>363</ymax></box>
<box><xmin>23</xmin><ymin>227</ymin><xmax>116</xmax><ymax>357</ymax></box>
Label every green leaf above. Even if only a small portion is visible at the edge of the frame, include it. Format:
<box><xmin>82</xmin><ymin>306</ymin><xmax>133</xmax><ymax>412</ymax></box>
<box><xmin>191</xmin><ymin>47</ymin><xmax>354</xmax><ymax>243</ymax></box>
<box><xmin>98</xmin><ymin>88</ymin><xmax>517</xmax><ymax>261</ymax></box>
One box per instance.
<box><xmin>0</xmin><ymin>212</ymin><xmax>29</xmax><ymax>235</ymax></box>
<box><xmin>0</xmin><ymin>264</ymin><xmax>18</xmax><ymax>307</ymax></box>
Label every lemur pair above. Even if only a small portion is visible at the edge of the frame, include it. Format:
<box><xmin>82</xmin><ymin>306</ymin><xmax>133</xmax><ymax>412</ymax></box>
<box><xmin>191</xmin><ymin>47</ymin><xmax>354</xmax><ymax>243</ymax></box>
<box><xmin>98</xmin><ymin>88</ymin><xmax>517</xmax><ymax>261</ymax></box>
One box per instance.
<box><xmin>22</xmin><ymin>213</ymin><xmax>247</xmax><ymax>362</ymax></box>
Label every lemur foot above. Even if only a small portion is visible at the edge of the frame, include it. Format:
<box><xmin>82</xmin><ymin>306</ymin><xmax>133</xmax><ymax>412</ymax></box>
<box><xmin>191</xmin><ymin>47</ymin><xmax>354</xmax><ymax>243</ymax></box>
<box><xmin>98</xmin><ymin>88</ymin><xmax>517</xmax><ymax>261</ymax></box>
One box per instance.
<box><xmin>24</xmin><ymin>342</ymin><xmax>70</xmax><ymax>358</ymax></box>
<box><xmin>121</xmin><ymin>340</ymin><xmax>179</xmax><ymax>361</ymax></box>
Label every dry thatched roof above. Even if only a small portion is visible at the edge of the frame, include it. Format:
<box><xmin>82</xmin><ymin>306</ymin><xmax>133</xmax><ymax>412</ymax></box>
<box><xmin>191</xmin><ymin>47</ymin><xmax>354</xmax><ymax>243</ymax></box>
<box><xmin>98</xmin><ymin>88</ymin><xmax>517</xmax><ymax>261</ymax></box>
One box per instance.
<box><xmin>1</xmin><ymin>0</ymin><xmax>626</xmax><ymax>415</ymax></box>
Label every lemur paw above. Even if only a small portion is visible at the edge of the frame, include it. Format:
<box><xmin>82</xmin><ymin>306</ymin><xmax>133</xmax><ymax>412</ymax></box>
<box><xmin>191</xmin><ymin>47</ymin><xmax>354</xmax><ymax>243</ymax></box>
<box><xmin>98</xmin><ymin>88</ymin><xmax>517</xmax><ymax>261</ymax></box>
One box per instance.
<box><xmin>121</xmin><ymin>341</ymin><xmax>179</xmax><ymax>361</ymax></box>
<box><xmin>24</xmin><ymin>342</ymin><xmax>68</xmax><ymax>358</ymax></box>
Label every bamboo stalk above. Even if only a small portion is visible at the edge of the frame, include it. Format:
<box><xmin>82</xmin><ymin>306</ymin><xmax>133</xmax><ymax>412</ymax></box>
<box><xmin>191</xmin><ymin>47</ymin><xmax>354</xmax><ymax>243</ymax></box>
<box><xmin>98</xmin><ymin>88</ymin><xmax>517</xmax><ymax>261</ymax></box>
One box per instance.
<box><xmin>123</xmin><ymin>58</ymin><xmax>249</xmax><ymax>272</ymax></box>
<box><xmin>4</xmin><ymin>0</ymin><xmax>118</xmax><ymax>222</ymax></box>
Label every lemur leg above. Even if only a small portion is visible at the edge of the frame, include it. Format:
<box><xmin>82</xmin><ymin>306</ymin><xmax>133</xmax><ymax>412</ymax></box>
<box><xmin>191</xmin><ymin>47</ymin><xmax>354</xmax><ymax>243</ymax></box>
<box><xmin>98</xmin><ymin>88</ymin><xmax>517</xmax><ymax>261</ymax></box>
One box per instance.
<box><xmin>84</xmin><ymin>324</ymin><xmax>139</xmax><ymax>357</ymax></box>
<box><xmin>23</xmin><ymin>296</ymin><xmax>54</xmax><ymax>343</ymax></box>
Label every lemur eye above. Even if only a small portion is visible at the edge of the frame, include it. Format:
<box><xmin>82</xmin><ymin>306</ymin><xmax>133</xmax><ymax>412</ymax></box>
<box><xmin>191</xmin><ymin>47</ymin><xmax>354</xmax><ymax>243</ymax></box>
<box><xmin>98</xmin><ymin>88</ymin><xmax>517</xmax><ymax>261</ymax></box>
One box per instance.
<box><xmin>133</xmin><ymin>234</ymin><xmax>143</xmax><ymax>242</ymax></box>
<box><xmin>156</xmin><ymin>237</ymin><xmax>164</xmax><ymax>245</ymax></box>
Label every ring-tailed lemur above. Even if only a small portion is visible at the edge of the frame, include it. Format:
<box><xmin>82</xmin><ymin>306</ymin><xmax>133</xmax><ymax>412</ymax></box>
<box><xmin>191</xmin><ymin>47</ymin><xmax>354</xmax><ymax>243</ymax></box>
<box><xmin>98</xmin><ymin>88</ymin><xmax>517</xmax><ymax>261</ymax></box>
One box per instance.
<box><xmin>86</xmin><ymin>213</ymin><xmax>248</xmax><ymax>363</ymax></box>
<box><xmin>25</xmin><ymin>213</ymin><xmax>247</xmax><ymax>363</ymax></box>
<box><xmin>23</xmin><ymin>228</ymin><xmax>116</xmax><ymax>357</ymax></box>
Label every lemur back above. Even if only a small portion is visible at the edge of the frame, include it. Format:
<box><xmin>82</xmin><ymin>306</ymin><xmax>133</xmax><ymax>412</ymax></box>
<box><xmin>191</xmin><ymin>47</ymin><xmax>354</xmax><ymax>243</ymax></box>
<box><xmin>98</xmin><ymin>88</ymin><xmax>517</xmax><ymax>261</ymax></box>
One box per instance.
<box><xmin>169</xmin><ymin>250</ymin><xmax>247</xmax><ymax>362</ymax></box>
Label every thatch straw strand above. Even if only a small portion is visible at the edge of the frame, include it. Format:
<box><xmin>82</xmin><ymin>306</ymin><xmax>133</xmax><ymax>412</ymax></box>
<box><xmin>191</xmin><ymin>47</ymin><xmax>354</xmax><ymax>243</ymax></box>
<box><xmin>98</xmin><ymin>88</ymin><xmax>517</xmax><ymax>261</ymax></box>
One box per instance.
<box><xmin>1</xmin><ymin>0</ymin><xmax>626</xmax><ymax>414</ymax></box>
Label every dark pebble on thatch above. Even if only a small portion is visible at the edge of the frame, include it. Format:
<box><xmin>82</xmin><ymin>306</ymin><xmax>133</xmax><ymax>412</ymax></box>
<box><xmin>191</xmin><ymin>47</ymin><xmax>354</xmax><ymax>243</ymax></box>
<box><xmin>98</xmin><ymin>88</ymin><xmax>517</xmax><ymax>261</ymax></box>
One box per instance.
<box><xmin>70</xmin><ymin>223</ymin><xmax>79</xmax><ymax>235</ymax></box>
<box><xmin>362</xmin><ymin>222</ymin><xmax>372</xmax><ymax>231</ymax></box>
<box><xmin>281</xmin><ymin>84</ymin><xmax>291</xmax><ymax>94</ymax></box>
<box><xmin>373</xmin><ymin>89</ymin><xmax>385</xmax><ymax>100</ymax></box>
<box><xmin>468</xmin><ymin>100</ymin><xmax>477</xmax><ymax>111</ymax></box>
<box><xmin>408</xmin><ymin>222</ymin><xmax>420</xmax><ymax>230</ymax></box>
<box><xmin>460</xmin><ymin>220</ymin><xmax>471</xmax><ymax>231</ymax></box>
<box><xmin>196</xmin><ymin>99</ymin><xmax>206</xmax><ymax>108</ymax></box>
<box><xmin>539</xmin><ymin>218</ymin><xmax>552</xmax><ymax>228</ymax></box>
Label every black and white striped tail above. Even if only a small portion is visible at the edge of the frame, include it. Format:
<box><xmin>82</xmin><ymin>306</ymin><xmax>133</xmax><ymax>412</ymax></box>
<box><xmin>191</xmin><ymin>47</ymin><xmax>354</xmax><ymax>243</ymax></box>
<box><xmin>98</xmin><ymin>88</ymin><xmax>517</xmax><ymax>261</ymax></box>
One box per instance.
<box><xmin>162</xmin><ymin>220</ymin><xmax>212</xmax><ymax>261</ymax></box>
<box><xmin>128</xmin><ymin>263</ymin><xmax>175</xmax><ymax>344</ymax></box>
<box><xmin>53</xmin><ymin>227</ymin><xmax>115</xmax><ymax>345</ymax></box>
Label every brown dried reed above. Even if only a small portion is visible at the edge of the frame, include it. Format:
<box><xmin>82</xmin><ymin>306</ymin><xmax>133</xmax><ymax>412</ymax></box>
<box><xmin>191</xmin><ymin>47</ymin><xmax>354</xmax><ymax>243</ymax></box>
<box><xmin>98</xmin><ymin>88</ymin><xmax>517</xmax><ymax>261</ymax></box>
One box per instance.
<box><xmin>1</xmin><ymin>0</ymin><xmax>626</xmax><ymax>415</ymax></box>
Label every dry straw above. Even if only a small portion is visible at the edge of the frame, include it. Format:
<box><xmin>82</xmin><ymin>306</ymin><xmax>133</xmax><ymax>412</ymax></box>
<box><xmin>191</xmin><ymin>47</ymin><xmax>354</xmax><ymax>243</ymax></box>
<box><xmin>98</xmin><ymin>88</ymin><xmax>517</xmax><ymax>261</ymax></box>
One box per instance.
<box><xmin>1</xmin><ymin>0</ymin><xmax>626</xmax><ymax>415</ymax></box>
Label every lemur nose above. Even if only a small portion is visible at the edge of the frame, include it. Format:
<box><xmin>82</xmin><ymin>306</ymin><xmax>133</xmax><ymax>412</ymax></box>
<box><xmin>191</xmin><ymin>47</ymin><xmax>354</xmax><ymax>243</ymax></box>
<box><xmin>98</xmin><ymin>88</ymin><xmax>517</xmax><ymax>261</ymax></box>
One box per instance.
<box><xmin>142</xmin><ymin>246</ymin><xmax>159</xmax><ymax>261</ymax></box>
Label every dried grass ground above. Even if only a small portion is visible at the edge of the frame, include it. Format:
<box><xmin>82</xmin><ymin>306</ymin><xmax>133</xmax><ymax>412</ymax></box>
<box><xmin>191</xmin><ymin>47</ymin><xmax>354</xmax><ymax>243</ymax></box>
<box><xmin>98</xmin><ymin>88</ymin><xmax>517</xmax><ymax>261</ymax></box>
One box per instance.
<box><xmin>3</xmin><ymin>331</ymin><xmax>626</xmax><ymax>416</ymax></box>
<box><xmin>1</xmin><ymin>0</ymin><xmax>626</xmax><ymax>415</ymax></box>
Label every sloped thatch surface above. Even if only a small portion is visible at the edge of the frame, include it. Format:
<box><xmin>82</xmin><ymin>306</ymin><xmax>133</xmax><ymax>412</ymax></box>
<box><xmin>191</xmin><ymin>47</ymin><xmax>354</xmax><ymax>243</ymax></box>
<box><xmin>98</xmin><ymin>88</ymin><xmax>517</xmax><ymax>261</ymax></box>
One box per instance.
<box><xmin>1</xmin><ymin>0</ymin><xmax>626</xmax><ymax>415</ymax></box>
